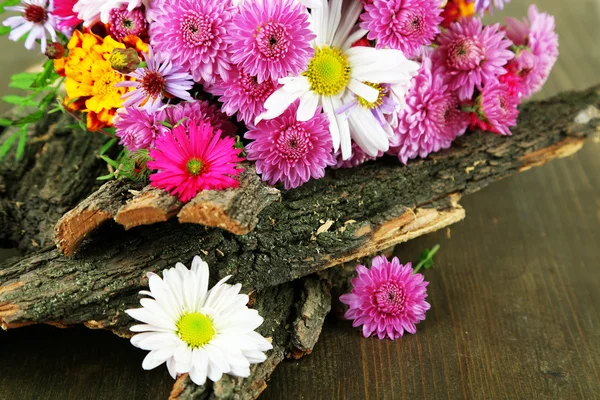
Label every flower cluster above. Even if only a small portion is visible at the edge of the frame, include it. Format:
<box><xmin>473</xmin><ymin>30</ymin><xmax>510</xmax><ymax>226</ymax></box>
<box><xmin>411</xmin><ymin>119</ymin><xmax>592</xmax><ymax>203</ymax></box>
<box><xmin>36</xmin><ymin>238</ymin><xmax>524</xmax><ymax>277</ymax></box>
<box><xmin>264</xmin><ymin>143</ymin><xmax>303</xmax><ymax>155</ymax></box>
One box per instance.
<box><xmin>2</xmin><ymin>0</ymin><xmax>559</xmax><ymax>196</ymax></box>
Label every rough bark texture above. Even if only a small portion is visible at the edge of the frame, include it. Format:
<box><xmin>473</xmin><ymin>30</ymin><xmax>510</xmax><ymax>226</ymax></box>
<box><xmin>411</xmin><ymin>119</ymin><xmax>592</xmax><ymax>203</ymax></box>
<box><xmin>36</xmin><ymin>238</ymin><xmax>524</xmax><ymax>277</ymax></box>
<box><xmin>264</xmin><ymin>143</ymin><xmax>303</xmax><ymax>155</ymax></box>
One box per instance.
<box><xmin>0</xmin><ymin>87</ymin><xmax>599</xmax><ymax>399</ymax></box>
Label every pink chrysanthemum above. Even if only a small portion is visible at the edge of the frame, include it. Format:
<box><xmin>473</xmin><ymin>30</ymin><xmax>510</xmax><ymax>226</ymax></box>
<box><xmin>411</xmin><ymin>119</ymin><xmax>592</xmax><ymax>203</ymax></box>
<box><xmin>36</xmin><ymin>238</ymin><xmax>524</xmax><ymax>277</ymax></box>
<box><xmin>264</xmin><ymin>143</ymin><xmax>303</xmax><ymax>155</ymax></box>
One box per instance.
<box><xmin>432</xmin><ymin>17</ymin><xmax>513</xmax><ymax>101</ymax></box>
<box><xmin>505</xmin><ymin>5</ymin><xmax>559</xmax><ymax>98</ymax></box>
<box><xmin>245</xmin><ymin>101</ymin><xmax>335</xmax><ymax>190</ymax></box>
<box><xmin>472</xmin><ymin>82</ymin><xmax>519</xmax><ymax>136</ymax></box>
<box><xmin>108</xmin><ymin>5</ymin><xmax>147</xmax><ymax>40</ymax></box>
<box><xmin>332</xmin><ymin>142</ymin><xmax>381</xmax><ymax>169</ymax></box>
<box><xmin>116</xmin><ymin>47</ymin><xmax>194</xmax><ymax>112</ymax></box>
<box><xmin>148</xmin><ymin>121</ymin><xmax>244</xmax><ymax>202</ymax></box>
<box><xmin>227</xmin><ymin>0</ymin><xmax>315</xmax><ymax>83</ymax></box>
<box><xmin>115</xmin><ymin>106</ymin><xmax>169</xmax><ymax>152</ymax></box>
<box><xmin>390</xmin><ymin>56</ymin><xmax>469</xmax><ymax>164</ymax></box>
<box><xmin>164</xmin><ymin>100</ymin><xmax>238</xmax><ymax>138</ymax></box>
<box><xmin>149</xmin><ymin>0</ymin><xmax>234</xmax><ymax>84</ymax></box>
<box><xmin>51</xmin><ymin>0</ymin><xmax>80</xmax><ymax>31</ymax></box>
<box><xmin>206</xmin><ymin>69</ymin><xmax>278</xmax><ymax>124</ymax></box>
<box><xmin>360</xmin><ymin>0</ymin><xmax>443</xmax><ymax>58</ymax></box>
<box><xmin>340</xmin><ymin>256</ymin><xmax>430</xmax><ymax>340</ymax></box>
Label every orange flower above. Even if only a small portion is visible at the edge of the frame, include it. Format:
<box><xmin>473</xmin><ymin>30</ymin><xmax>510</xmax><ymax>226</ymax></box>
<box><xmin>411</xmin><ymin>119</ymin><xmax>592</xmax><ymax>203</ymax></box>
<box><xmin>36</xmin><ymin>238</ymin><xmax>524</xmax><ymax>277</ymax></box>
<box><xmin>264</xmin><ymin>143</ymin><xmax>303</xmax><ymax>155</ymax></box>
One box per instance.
<box><xmin>441</xmin><ymin>0</ymin><xmax>475</xmax><ymax>28</ymax></box>
<box><xmin>56</xmin><ymin>30</ymin><xmax>148</xmax><ymax>131</ymax></box>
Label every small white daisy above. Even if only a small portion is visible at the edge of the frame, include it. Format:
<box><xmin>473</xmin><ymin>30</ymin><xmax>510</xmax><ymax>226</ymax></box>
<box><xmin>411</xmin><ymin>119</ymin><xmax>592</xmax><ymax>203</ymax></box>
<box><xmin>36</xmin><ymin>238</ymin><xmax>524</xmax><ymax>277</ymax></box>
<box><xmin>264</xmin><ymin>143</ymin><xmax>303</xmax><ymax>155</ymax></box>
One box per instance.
<box><xmin>126</xmin><ymin>256</ymin><xmax>272</xmax><ymax>386</ymax></box>
<box><xmin>256</xmin><ymin>0</ymin><xmax>419</xmax><ymax>160</ymax></box>
<box><xmin>3</xmin><ymin>0</ymin><xmax>56</xmax><ymax>53</ymax></box>
<box><xmin>73</xmin><ymin>0</ymin><xmax>148</xmax><ymax>27</ymax></box>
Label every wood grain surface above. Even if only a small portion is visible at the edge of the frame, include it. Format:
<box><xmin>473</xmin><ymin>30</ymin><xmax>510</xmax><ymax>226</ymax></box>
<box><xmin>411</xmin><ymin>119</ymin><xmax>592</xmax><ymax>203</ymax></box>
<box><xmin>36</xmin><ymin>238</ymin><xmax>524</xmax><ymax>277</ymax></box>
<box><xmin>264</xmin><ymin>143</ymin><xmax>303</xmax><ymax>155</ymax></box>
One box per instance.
<box><xmin>1</xmin><ymin>0</ymin><xmax>599</xmax><ymax>399</ymax></box>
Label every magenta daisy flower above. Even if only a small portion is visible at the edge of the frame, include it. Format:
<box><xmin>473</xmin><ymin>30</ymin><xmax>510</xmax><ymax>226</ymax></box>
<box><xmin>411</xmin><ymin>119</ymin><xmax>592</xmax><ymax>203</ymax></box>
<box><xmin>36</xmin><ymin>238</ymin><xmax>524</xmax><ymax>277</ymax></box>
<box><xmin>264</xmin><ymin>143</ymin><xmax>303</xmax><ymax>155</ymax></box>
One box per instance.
<box><xmin>115</xmin><ymin>106</ymin><xmax>169</xmax><ymax>152</ymax></box>
<box><xmin>245</xmin><ymin>101</ymin><xmax>335</xmax><ymax>190</ymax></box>
<box><xmin>207</xmin><ymin>69</ymin><xmax>278</xmax><ymax>124</ymax></box>
<box><xmin>3</xmin><ymin>0</ymin><xmax>57</xmax><ymax>53</ymax></box>
<box><xmin>360</xmin><ymin>0</ymin><xmax>443</xmax><ymax>58</ymax></box>
<box><xmin>108</xmin><ymin>5</ymin><xmax>147</xmax><ymax>40</ymax></box>
<box><xmin>505</xmin><ymin>5</ymin><xmax>559</xmax><ymax>98</ymax></box>
<box><xmin>340</xmin><ymin>256</ymin><xmax>430</xmax><ymax>340</ymax></box>
<box><xmin>432</xmin><ymin>17</ymin><xmax>513</xmax><ymax>101</ymax></box>
<box><xmin>149</xmin><ymin>0</ymin><xmax>234</xmax><ymax>84</ymax></box>
<box><xmin>390</xmin><ymin>56</ymin><xmax>469</xmax><ymax>164</ymax></box>
<box><xmin>164</xmin><ymin>100</ymin><xmax>238</xmax><ymax>138</ymax></box>
<box><xmin>473</xmin><ymin>82</ymin><xmax>519</xmax><ymax>136</ymax></box>
<box><xmin>227</xmin><ymin>0</ymin><xmax>315</xmax><ymax>83</ymax></box>
<box><xmin>116</xmin><ymin>47</ymin><xmax>194</xmax><ymax>112</ymax></box>
<box><xmin>148</xmin><ymin>121</ymin><xmax>244</xmax><ymax>202</ymax></box>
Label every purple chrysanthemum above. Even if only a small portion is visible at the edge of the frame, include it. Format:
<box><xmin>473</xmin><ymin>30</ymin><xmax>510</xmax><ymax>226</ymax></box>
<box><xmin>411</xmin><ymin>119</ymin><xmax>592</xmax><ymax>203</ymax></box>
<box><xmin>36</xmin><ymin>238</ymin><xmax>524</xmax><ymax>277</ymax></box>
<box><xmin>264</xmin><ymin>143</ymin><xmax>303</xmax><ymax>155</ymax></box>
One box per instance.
<box><xmin>332</xmin><ymin>142</ymin><xmax>382</xmax><ymax>169</ymax></box>
<box><xmin>115</xmin><ymin>106</ymin><xmax>169</xmax><ymax>152</ymax></box>
<box><xmin>206</xmin><ymin>68</ymin><xmax>278</xmax><ymax>124</ymax></box>
<box><xmin>116</xmin><ymin>47</ymin><xmax>194</xmax><ymax>112</ymax></box>
<box><xmin>149</xmin><ymin>0</ymin><xmax>234</xmax><ymax>84</ymax></box>
<box><xmin>474</xmin><ymin>82</ymin><xmax>519</xmax><ymax>136</ymax></box>
<box><xmin>505</xmin><ymin>5</ymin><xmax>559</xmax><ymax>98</ymax></box>
<box><xmin>245</xmin><ymin>101</ymin><xmax>335</xmax><ymax>190</ymax></box>
<box><xmin>340</xmin><ymin>256</ymin><xmax>430</xmax><ymax>340</ymax></box>
<box><xmin>360</xmin><ymin>0</ymin><xmax>443</xmax><ymax>58</ymax></box>
<box><xmin>227</xmin><ymin>0</ymin><xmax>315</xmax><ymax>83</ymax></box>
<box><xmin>432</xmin><ymin>17</ymin><xmax>513</xmax><ymax>101</ymax></box>
<box><xmin>474</xmin><ymin>0</ymin><xmax>509</xmax><ymax>15</ymax></box>
<box><xmin>108</xmin><ymin>5</ymin><xmax>147</xmax><ymax>40</ymax></box>
<box><xmin>164</xmin><ymin>100</ymin><xmax>238</xmax><ymax>138</ymax></box>
<box><xmin>390</xmin><ymin>56</ymin><xmax>469</xmax><ymax>164</ymax></box>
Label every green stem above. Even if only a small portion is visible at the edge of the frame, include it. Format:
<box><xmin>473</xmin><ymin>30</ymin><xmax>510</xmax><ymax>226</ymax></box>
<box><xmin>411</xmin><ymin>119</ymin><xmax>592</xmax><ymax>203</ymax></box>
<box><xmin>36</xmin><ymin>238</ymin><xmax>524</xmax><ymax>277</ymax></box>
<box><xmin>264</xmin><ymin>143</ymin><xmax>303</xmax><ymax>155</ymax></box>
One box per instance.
<box><xmin>413</xmin><ymin>244</ymin><xmax>440</xmax><ymax>274</ymax></box>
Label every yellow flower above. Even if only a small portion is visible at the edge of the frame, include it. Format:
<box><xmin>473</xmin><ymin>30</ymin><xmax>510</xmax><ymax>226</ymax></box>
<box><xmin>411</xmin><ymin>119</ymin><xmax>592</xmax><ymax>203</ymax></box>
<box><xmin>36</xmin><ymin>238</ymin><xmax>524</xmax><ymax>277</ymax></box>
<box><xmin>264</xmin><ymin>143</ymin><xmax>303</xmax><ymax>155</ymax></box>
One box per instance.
<box><xmin>57</xmin><ymin>31</ymin><xmax>147</xmax><ymax>131</ymax></box>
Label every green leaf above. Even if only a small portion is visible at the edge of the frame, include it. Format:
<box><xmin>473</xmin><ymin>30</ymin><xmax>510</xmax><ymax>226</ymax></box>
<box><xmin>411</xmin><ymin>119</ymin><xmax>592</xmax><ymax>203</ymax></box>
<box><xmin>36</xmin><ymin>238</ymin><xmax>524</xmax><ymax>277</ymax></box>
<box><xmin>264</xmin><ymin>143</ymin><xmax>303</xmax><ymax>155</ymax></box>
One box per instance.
<box><xmin>15</xmin><ymin>126</ymin><xmax>27</xmax><ymax>160</ymax></box>
<box><xmin>159</xmin><ymin>120</ymin><xmax>173</xmax><ymax>129</ymax></box>
<box><xmin>0</xmin><ymin>131</ymin><xmax>18</xmax><ymax>162</ymax></box>
<box><xmin>0</xmin><ymin>118</ymin><xmax>11</xmax><ymax>127</ymax></box>
<box><xmin>99</xmin><ymin>138</ymin><xmax>117</xmax><ymax>156</ymax></box>
<box><xmin>13</xmin><ymin>110</ymin><xmax>43</xmax><ymax>126</ymax></box>
<box><xmin>96</xmin><ymin>173</ymin><xmax>115</xmax><ymax>181</ymax></box>
<box><xmin>0</xmin><ymin>0</ymin><xmax>21</xmax><ymax>12</ymax></box>
<box><xmin>2</xmin><ymin>95</ymin><xmax>37</xmax><ymax>107</ymax></box>
<box><xmin>173</xmin><ymin>117</ymin><xmax>188</xmax><ymax>128</ymax></box>
<box><xmin>9</xmin><ymin>72</ymin><xmax>37</xmax><ymax>89</ymax></box>
<box><xmin>39</xmin><ymin>92</ymin><xmax>56</xmax><ymax>110</ymax></box>
<box><xmin>100</xmin><ymin>155</ymin><xmax>120</xmax><ymax>169</ymax></box>
<box><xmin>0</xmin><ymin>26</ymin><xmax>11</xmax><ymax>36</ymax></box>
<box><xmin>31</xmin><ymin>60</ymin><xmax>59</xmax><ymax>89</ymax></box>
<box><xmin>413</xmin><ymin>244</ymin><xmax>441</xmax><ymax>274</ymax></box>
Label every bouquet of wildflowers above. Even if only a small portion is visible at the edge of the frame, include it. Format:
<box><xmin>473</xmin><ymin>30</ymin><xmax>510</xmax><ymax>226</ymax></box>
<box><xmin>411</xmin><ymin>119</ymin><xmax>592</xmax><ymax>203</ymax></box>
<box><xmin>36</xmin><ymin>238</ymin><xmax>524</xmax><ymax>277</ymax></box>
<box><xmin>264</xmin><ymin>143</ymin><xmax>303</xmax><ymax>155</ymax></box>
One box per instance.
<box><xmin>1</xmin><ymin>0</ymin><xmax>558</xmax><ymax>202</ymax></box>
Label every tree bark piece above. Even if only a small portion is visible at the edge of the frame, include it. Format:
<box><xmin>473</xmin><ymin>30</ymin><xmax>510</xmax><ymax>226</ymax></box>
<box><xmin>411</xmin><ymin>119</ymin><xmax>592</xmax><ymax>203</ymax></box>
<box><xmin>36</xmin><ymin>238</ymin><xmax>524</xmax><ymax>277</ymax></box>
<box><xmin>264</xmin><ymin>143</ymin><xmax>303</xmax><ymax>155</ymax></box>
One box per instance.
<box><xmin>114</xmin><ymin>186</ymin><xmax>183</xmax><ymax>230</ymax></box>
<box><xmin>1</xmin><ymin>85</ymin><xmax>599</xmax><ymax>335</ymax></box>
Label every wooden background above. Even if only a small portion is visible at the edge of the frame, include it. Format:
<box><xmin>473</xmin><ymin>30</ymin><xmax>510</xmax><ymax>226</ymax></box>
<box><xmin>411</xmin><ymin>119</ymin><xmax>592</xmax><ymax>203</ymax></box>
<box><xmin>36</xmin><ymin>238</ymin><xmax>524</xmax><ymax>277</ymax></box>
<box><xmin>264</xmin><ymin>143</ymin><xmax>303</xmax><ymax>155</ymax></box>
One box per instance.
<box><xmin>1</xmin><ymin>0</ymin><xmax>599</xmax><ymax>399</ymax></box>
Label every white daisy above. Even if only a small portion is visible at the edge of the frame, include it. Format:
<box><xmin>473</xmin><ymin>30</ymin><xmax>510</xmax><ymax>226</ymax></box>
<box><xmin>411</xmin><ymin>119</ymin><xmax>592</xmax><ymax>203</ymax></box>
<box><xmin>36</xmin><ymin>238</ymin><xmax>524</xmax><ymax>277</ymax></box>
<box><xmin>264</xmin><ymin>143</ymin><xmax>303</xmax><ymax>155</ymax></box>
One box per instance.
<box><xmin>256</xmin><ymin>0</ymin><xmax>419</xmax><ymax>160</ymax></box>
<box><xmin>3</xmin><ymin>0</ymin><xmax>56</xmax><ymax>53</ymax></box>
<box><xmin>126</xmin><ymin>256</ymin><xmax>272</xmax><ymax>386</ymax></box>
<box><xmin>232</xmin><ymin>0</ymin><xmax>322</xmax><ymax>8</ymax></box>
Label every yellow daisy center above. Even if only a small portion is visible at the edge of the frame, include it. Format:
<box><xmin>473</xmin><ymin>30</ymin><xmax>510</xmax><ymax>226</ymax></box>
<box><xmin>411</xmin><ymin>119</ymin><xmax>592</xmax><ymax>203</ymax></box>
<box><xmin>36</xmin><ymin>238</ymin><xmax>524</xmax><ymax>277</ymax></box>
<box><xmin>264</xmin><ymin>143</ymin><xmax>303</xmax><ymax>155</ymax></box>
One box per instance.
<box><xmin>186</xmin><ymin>158</ymin><xmax>205</xmax><ymax>176</ymax></box>
<box><xmin>94</xmin><ymin>70</ymin><xmax>124</xmax><ymax>96</ymax></box>
<box><xmin>303</xmin><ymin>46</ymin><xmax>350</xmax><ymax>96</ymax></box>
<box><xmin>176</xmin><ymin>312</ymin><xmax>215</xmax><ymax>348</ymax></box>
<box><xmin>357</xmin><ymin>82</ymin><xmax>385</xmax><ymax>109</ymax></box>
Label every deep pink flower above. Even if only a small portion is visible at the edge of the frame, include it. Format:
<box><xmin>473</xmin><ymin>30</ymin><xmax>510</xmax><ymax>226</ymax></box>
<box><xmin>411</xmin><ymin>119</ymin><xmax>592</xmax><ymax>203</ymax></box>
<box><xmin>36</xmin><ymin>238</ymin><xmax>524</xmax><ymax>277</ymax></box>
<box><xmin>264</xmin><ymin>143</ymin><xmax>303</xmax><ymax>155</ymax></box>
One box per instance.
<box><xmin>148</xmin><ymin>121</ymin><xmax>244</xmax><ymax>202</ymax></box>
<box><xmin>164</xmin><ymin>100</ymin><xmax>238</xmax><ymax>138</ymax></box>
<box><xmin>360</xmin><ymin>0</ymin><xmax>443</xmax><ymax>58</ymax></box>
<box><xmin>505</xmin><ymin>5</ymin><xmax>559</xmax><ymax>98</ymax></box>
<box><xmin>51</xmin><ymin>0</ymin><xmax>81</xmax><ymax>31</ymax></box>
<box><xmin>432</xmin><ymin>17</ymin><xmax>513</xmax><ymax>101</ymax></box>
<box><xmin>472</xmin><ymin>82</ymin><xmax>519</xmax><ymax>136</ymax></box>
<box><xmin>117</xmin><ymin>46</ymin><xmax>194</xmax><ymax>111</ymax></box>
<box><xmin>340</xmin><ymin>256</ymin><xmax>430</xmax><ymax>340</ymax></box>
<box><xmin>115</xmin><ymin>107</ymin><xmax>169</xmax><ymax>152</ymax></box>
<box><xmin>245</xmin><ymin>101</ymin><xmax>335</xmax><ymax>190</ymax></box>
<box><xmin>206</xmin><ymin>68</ymin><xmax>278</xmax><ymax>124</ymax></box>
<box><xmin>108</xmin><ymin>5</ymin><xmax>147</xmax><ymax>40</ymax></box>
<box><xmin>149</xmin><ymin>0</ymin><xmax>234</xmax><ymax>83</ymax></box>
<box><xmin>390</xmin><ymin>56</ymin><xmax>469</xmax><ymax>164</ymax></box>
<box><xmin>227</xmin><ymin>0</ymin><xmax>315</xmax><ymax>83</ymax></box>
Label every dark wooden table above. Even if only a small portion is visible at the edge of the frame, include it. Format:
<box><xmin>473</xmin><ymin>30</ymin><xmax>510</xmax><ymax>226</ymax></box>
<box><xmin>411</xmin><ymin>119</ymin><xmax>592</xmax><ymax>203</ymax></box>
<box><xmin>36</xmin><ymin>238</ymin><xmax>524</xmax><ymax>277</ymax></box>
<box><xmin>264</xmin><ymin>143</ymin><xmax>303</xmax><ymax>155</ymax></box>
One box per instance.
<box><xmin>1</xmin><ymin>1</ymin><xmax>599</xmax><ymax>399</ymax></box>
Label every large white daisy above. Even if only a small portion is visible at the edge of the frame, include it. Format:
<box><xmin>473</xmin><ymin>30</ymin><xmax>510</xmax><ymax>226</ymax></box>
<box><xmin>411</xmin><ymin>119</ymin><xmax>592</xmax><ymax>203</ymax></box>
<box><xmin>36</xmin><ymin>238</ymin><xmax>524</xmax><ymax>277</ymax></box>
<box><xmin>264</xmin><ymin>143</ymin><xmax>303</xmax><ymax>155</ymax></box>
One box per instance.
<box><xmin>3</xmin><ymin>0</ymin><xmax>57</xmax><ymax>53</ymax></box>
<box><xmin>256</xmin><ymin>0</ymin><xmax>419</xmax><ymax>160</ymax></box>
<box><xmin>126</xmin><ymin>256</ymin><xmax>272</xmax><ymax>386</ymax></box>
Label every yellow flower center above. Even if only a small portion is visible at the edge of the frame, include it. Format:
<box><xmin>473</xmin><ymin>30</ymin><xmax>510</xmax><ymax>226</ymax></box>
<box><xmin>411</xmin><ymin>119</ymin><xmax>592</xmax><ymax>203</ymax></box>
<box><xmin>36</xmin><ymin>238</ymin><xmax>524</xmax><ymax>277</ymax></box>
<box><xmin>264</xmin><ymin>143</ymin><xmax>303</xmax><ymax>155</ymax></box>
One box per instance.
<box><xmin>303</xmin><ymin>46</ymin><xmax>350</xmax><ymax>96</ymax></box>
<box><xmin>186</xmin><ymin>158</ymin><xmax>205</xmax><ymax>176</ymax></box>
<box><xmin>357</xmin><ymin>82</ymin><xmax>385</xmax><ymax>109</ymax></box>
<box><xmin>94</xmin><ymin>70</ymin><xmax>124</xmax><ymax>96</ymax></box>
<box><xmin>176</xmin><ymin>312</ymin><xmax>215</xmax><ymax>348</ymax></box>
